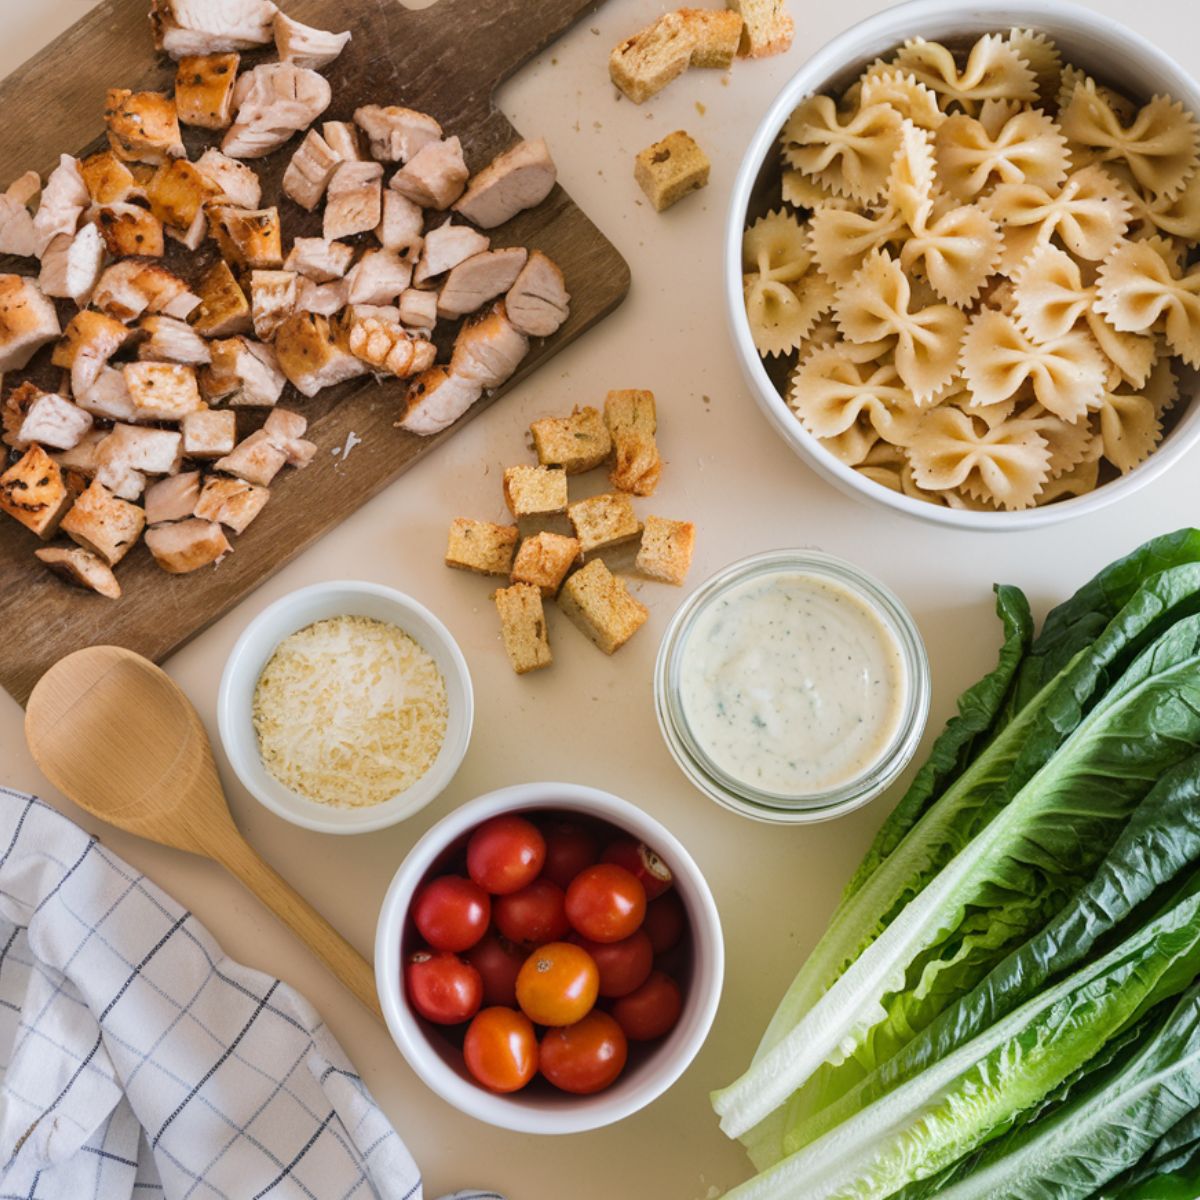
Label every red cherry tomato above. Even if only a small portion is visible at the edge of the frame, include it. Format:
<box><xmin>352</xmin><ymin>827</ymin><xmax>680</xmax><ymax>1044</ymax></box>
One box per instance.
<box><xmin>601</xmin><ymin>838</ymin><xmax>673</xmax><ymax>900</ymax></box>
<box><xmin>565</xmin><ymin>864</ymin><xmax>646</xmax><ymax>943</ymax></box>
<box><xmin>612</xmin><ymin>971</ymin><xmax>682</xmax><ymax>1041</ymax></box>
<box><xmin>411</xmin><ymin>875</ymin><xmax>490</xmax><ymax>953</ymax></box>
<box><xmin>405</xmin><ymin>950</ymin><xmax>482</xmax><ymax>1025</ymax></box>
<box><xmin>464</xmin><ymin>1007</ymin><xmax>538</xmax><ymax>1093</ymax></box>
<box><xmin>540</xmin><ymin>1011</ymin><xmax>628</xmax><ymax>1094</ymax></box>
<box><xmin>540</xmin><ymin>821</ymin><xmax>601</xmax><ymax>890</ymax></box>
<box><xmin>493</xmin><ymin>878</ymin><xmax>570</xmax><ymax>945</ymax></box>
<box><xmin>464</xmin><ymin>934</ymin><xmax>526</xmax><ymax>1008</ymax></box>
<box><xmin>572</xmin><ymin>930</ymin><xmax>654</xmax><ymax>998</ymax></box>
<box><xmin>467</xmin><ymin>815</ymin><xmax>546</xmax><ymax>895</ymax></box>
<box><xmin>643</xmin><ymin>891</ymin><xmax>686</xmax><ymax>956</ymax></box>
<box><xmin>515</xmin><ymin>942</ymin><xmax>599</xmax><ymax>1027</ymax></box>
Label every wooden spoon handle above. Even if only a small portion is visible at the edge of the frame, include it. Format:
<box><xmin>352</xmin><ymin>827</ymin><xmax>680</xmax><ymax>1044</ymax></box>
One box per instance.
<box><xmin>214</xmin><ymin>835</ymin><xmax>383</xmax><ymax>1020</ymax></box>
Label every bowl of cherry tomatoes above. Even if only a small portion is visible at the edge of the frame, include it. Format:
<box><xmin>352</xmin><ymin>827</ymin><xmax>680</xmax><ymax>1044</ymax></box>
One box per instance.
<box><xmin>374</xmin><ymin>782</ymin><xmax>724</xmax><ymax>1134</ymax></box>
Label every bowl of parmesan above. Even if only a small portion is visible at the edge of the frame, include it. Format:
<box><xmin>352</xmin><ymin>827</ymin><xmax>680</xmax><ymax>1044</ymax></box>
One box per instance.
<box><xmin>218</xmin><ymin>581</ymin><xmax>474</xmax><ymax>834</ymax></box>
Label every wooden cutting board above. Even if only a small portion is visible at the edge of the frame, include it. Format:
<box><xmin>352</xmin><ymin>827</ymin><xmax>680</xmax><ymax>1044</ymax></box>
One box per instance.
<box><xmin>0</xmin><ymin>0</ymin><xmax>629</xmax><ymax>706</ymax></box>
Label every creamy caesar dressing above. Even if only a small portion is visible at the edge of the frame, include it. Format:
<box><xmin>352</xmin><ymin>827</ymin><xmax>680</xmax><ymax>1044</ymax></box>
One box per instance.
<box><xmin>678</xmin><ymin>571</ymin><xmax>908</xmax><ymax>796</ymax></box>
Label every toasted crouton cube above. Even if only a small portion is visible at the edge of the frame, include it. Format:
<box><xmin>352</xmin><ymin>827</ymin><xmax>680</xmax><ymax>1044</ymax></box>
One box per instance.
<box><xmin>194</xmin><ymin>474</ymin><xmax>270</xmax><ymax>533</ymax></box>
<box><xmin>726</xmin><ymin>0</ymin><xmax>794</xmax><ymax>57</ymax></box>
<box><xmin>183</xmin><ymin>408</ymin><xmax>237</xmax><ymax>458</ymax></box>
<box><xmin>635</xmin><ymin>131</ymin><xmax>710</xmax><ymax>213</ymax></box>
<box><xmin>567</xmin><ymin>492</ymin><xmax>642</xmax><ymax>556</ymax></box>
<box><xmin>511</xmin><ymin>532</ymin><xmax>581</xmax><ymax>597</ymax></box>
<box><xmin>531</xmin><ymin>406</ymin><xmax>612</xmax><ymax>474</ymax></box>
<box><xmin>214</xmin><ymin>428</ymin><xmax>287</xmax><ymax>486</ymax></box>
<box><xmin>682</xmin><ymin>7</ymin><xmax>744</xmax><ymax>67</ymax></box>
<box><xmin>557</xmin><ymin>559</ymin><xmax>648</xmax><ymax>655</ymax></box>
<box><xmin>60</xmin><ymin>478</ymin><xmax>145</xmax><ymax>564</ymax></box>
<box><xmin>95</xmin><ymin>203</ymin><xmax>166</xmax><ymax>257</ymax></box>
<box><xmin>503</xmin><ymin>465</ymin><xmax>568</xmax><ymax>518</ymax></box>
<box><xmin>146</xmin><ymin>159</ymin><xmax>218</xmax><ymax>232</ymax></box>
<box><xmin>191</xmin><ymin>259</ymin><xmax>252</xmax><ymax>337</ymax></box>
<box><xmin>637</xmin><ymin>516</ymin><xmax>695</xmax><ymax>585</ymax></box>
<box><xmin>605</xmin><ymin>389</ymin><xmax>662</xmax><ymax>495</ymax></box>
<box><xmin>208</xmin><ymin>204</ymin><xmax>283</xmax><ymax>268</ymax></box>
<box><xmin>0</xmin><ymin>445</ymin><xmax>71</xmax><ymax>538</ymax></box>
<box><xmin>104</xmin><ymin>88</ymin><xmax>184</xmax><ymax>164</ymax></box>
<box><xmin>175</xmin><ymin>53</ymin><xmax>240</xmax><ymax>129</ymax></box>
<box><xmin>145</xmin><ymin>518</ymin><xmax>231</xmax><ymax>573</ymax></box>
<box><xmin>445</xmin><ymin>517</ymin><xmax>519</xmax><ymax>576</ymax></box>
<box><xmin>123</xmin><ymin>362</ymin><xmax>205</xmax><ymax>421</ymax></box>
<box><xmin>34</xmin><ymin>545</ymin><xmax>121</xmax><ymax>599</ymax></box>
<box><xmin>494</xmin><ymin>583</ymin><xmax>552</xmax><ymax>674</ymax></box>
<box><xmin>609</xmin><ymin>12</ymin><xmax>695</xmax><ymax>104</ymax></box>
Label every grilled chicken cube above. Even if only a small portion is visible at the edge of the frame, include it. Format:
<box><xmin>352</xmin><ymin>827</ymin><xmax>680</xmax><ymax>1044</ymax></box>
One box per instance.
<box><xmin>0</xmin><ymin>444</ymin><xmax>70</xmax><ymax>537</ymax></box>
<box><xmin>7</xmin><ymin>172</ymin><xmax>39</xmax><ymax>207</ymax></box>
<box><xmin>347</xmin><ymin>248</ymin><xmax>411</xmax><ymax>305</ymax></box>
<box><xmin>376</xmin><ymin>190</ymin><xmax>423</xmax><ymax>259</ymax></box>
<box><xmin>60</xmin><ymin>478</ymin><xmax>144</xmax><ymax>563</ymax></box>
<box><xmin>15</xmin><ymin>393</ymin><xmax>93</xmax><ymax>451</ymax></box>
<box><xmin>194</xmin><ymin>473</ymin><xmax>269</xmax><ymax>532</ymax></box>
<box><xmin>54</xmin><ymin>310</ymin><xmax>135</xmax><ymax>390</ymax></box>
<box><xmin>123</xmin><ymin>362</ymin><xmax>204</xmax><ymax>420</ymax></box>
<box><xmin>33</xmin><ymin>155</ymin><xmax>88</xmax><ymax>256</ymax></box>
<box><xmin>249</xmin><ymin>269</ymin><xmax>297</xmax><ymax>341</ymax></box>
<box><xmin>389</xmin><ymin>137</ymin><xmax>468</xmax><ymax>210</ymax></box>
<box><xmin>281</xmin><ymin>129</ymin><xmax>340</xmax><ymax>211</ymax></box>
<box><xmin>1</xmin><ymin>380</ymin><xmax>39</xmax><ymax>447</ymax></box>
<box><xmin>396</xmin><ymin>366</ymin><xmax>482</xmax><ymax>437</ymax></box>
<box><xmin>105</xmin><ymin>89</ymin><xmax>185</xmax><ymax>165</ymax></box>
<box><xmin>80</xmin><ymin>152</ymin><xmax>144</xmax><ymax>206</ymax></box>
<box><xmin>35</xmin><ymin>545</ymin><xmax>121</xmax><ymax>598</ymax></box>
<box><xmin>202</xmin><ymin>336</ymin><xmax>285</xmax><ymax>406</ymax></box>
<box><xmin>449</xmin><ymin>300</ymin><xmax>529</xmax><ymax>389</ymax></box>
<box><xmin>398</xmin><ymin>288</ymin><xmax>437</xmax><ymax>331</ymax></box>
<box><xmin>413</xmin><ymin>222</ymin><xmax>489</xmax><ymax>284</ymax></box>
<box><xmin>273</xmin><ymin>12</ymin><xmax>351</xmax><ymax>70</ymax></box>
<box><xmin>0</xmin><ymin>275</ymin><xmax>60</xmax><ymax>371</ymax></box>
<box><xmin>263</xmin><ymin>407</ymin><xmax>316</xmax><ymax>467</ymax></box>
<box><xmin>285</xmin><ymin>236</ymin><xmax>353</xmax><ymax>281</ymax></box>
<box><xmin>145</xmin><ymin>517</ymin><xmax>230</xmax><ymax>572</ymax></box>
<box><xmin>182</xmin><ymin>409</ymin><xmax>236</xmax><ymax>458</ymax></box>
<box><xmin>144</xmin><ymin>469</ymin><xmax>201</xmax><ymax>523</ymax></box>
<box><xmin>95</xmin><ymin>204</ymin><xmax>165</xmax><ymax>258</ymax></box>
<box><xmin>437</xmin><ymin>247</ymin><xmax>527</xmax><ymax>318</ymax></box>
<box><xmin>98</xmin><ymin>422</ymin><xmax>183</xmax><ymax>476</ymax></box>
<box><xmin>505</xmin><ymin>250</ymin><xmax>570</xmax><ymax>337</ymax></box>
<box><xmin>52</xmin><ymin>426</ymin><xmax>107</xmax><ymax>475</ymax></box>
<box><xmin>194</xmin><ymin>148</ymin><xmax>262</xmax><ymax>208</ymax></box>
<box><xmin>190</xmin><ymin>258</ymin><xmax>251</xmax><ymax>336</ymax></box>
<box><xmin>214</xmin><ymin>428</ymin><xmax>286</xmax><ymax>485</ymax></box>
<box><xmin>166</xmin><ymin>208</ymin><xmax>208</xmax><ymax>253</ymax></box>
<box><xmin>0</xmin><ymin>172</ymin><xmax>40</xmax><ymax>257</ymax></box>
<box><xmin>175</xmin><ymin>52</ymin><xmax>240</xmax><ymax>129</ymax></box>
<box><xmin>76</xmin><ymin>369</ymin><xmax>138</xmax><ymax>423</ymax></box>
<box><xmin>38</xmin><ymin>225</ymin><xmax>105</xmax><ymax>304</ymax></box>
<box><xmin>275</xmin><ymin>311</ymin><xmax>366</xmax><ymax>397</ymax></box>
<box><xmin>354</xmin><ymin>105</ymin><xmax>441</xmax><ymax>164</ymax></box>
<box><xmin>322</xmin><ymin>121</ymin><xmax>365</xmax><ymax>161</ymax></box>
<box><xmin>296</xmin><ymin>276</ymin><xmax>349</xmax><ymax>317</ymax></box>
<box><xmin>146</xmin><ymin>159</ymin><xmax>218</xmax><ymax>234</ymax></box>
<box><xmin>453</xmin><ymin>137</ymin><xmax>557</xmax><ymax>229</ymax></box>
<box><xmin>324</xmin><ymin>161</ymin><xmax>382</xmax><ymax>240</ymax></box>
<box><xmin>223</xmin><ymin>63</ymin><xmax>332</xmax><ymax>160</ymax></box>
<box><xmin>93</xmin><ymin>261</ymin><xmax>199</xmax><ymax>322</ymax></box>
<box><xmin>342</xmin><ymin>312</ymin><xmax>435</xmax><ymax>378</ymax></box>
<box><xmin>208</xmin><ymin>204</ymin><xmax>282</xmax><ymax>268</ymax></box>
<box><xmin>150</xmin><ymin>0</ymin><xmax>277</xmax><ymax>57</ymax></box>
<box><xmin>138</xmin><ymin>314</ymin><xmax>212</xmax><ymax>364</ymax></box>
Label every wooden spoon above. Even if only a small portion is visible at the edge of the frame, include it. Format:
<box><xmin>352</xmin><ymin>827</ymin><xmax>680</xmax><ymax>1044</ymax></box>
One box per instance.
<box><xmin>25</xmin><ymin>645</ymin><xmax>382</xmax><ymax>1019</ymax></box>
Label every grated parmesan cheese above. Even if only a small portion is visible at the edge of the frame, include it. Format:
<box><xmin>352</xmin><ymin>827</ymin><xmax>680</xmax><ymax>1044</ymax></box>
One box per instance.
<box><xmin>252</xmin><ymin>615</ymin><xmax>449</xmax><ymax>808</ymax></box>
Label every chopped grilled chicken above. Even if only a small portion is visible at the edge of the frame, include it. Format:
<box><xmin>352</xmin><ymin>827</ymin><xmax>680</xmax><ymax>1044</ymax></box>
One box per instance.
<box><xmin>347</xmin><ymin>248</ymin><xmax>411</xmax><ymax>305</ymax></box>
<box><xmin>396</xmin><ymin>366</ymin><xmax>482</xmax><ymax>437</ymax></box>
<box><xmin>437</xmin><ymin>247</ymin><xmax>527</xmax><ymax>318</ymax></box>
<box><xmin>75</xmin><ymin>367</ymin><xmax>138</xmax><ymax>422</ymax></box>
<box><xmin>376</xmin><ymin>190</ymin><xmax>423</xmax><ymax>259</ymax></box>
<box><xmin>282</xmin><ymin>129</ymin><xmax>341</xmax><ymax>210</ymax></box>
<box><xmin>449</xmin><ymin>300</ymin><xmax>529</xmax><ymax>389</ymax></box>
<box><xmin>453</xmin><ymin>137</ymin><xmax>557</xmax><ymax>229</ymax></box>
<box><xmin>190</xmin><ymin>258</ymin><xmax>251</xmax><ymax>336</ymax></box>
<box><xmin>54</xmin><ymin>309</ymin><xmax>132</xmax><ymax>383</ymax></box>
<box><xmin>80</xmin><ymin>152</ymin><xmax>145</xmax><ymax>207</ymax></box>
<box><xmin>202</xmin><ymin>336</ymin><xmax>285</xmax><ymax>406</ymax></box>
<box><xmin>53</xmin><ymin>427</ymin><xmax>108</xmax><ymax>475</ymax></box>
<box><xmin>342</xmin><ymin>313</ymin><xmax>436</xmax><ymax>378</ymax></box>
<box><xmin>123</xmin><ymin>362</ymin><xmax>205</xmax><ymax>420</ymax></box>
<box><xmin>1</xmin><ymin>381</ymin><xmax>38</xmax><ymax>447</ymax></box>
<box><xmin>145</xmin><ymin>518</ymin><xmax>230</xmax><ymax>572</ymax></box>
<box><xmin>194</xmin><ymin>148</ymin><xmax>262</xmax><ymax>208</ymax></box>
<box><xmin>7</xmin><ymin>172</ymin><xmax>39</xmax><ymax>207</ymax></box>
<box><xmin>505</xmin><ymin>250</ymin><xmax>570</xmax><ymax>337</ymax></box>
<box><xmin>413</xmin><ymin>222</ymin><xmax>489</xmax><ymax>284</ymax></box>
<box><xmin>398</xmin><ymin>288</ymin><xmax>437</xmax><ymax>331</ymax></box>
<box><xmin>0</xmin><ymin>275</ymin><xmax>61</xmax><ymax>371</ymax></box>
<box><xmin>285</xmin><ymin>236</ymin><xmax>353</xmax><ymax>281</ymax></box>
<box><xmin>223</xmin><ymin>63</ymin><xmax>332</xmax><ymax>159</ymax></box>
<box><xmin>0</xmin><ymin>172</ymin><xmax>40</xmax><ymax>257</ymax></box>
<box><xmin>35</xmin><ymin>545</ymin><xmax>121</xmax><ymax>599</ymax></box>
<box><xmin>146</xmin><ymin>160</ymin><xmax>218</xmax><ymax>234</ymax></box>
<box><xmin>182</xmin><ymin>409</ymin><xmax>236</xmax><ymax>458</ymax></box>
<box><xmin>323</xmin><ymin>121</ymin><xmax>365</xmax><ymax>160</ymax></box>
<box><xmin>354</xmin><ymin>105</ymin><xmax>441</xmax><ymax>163</ymax></box>
<box><xmin>274</xmin><ymin>12</ymin><xmax>351</xmax><ymax>69</ymax></box>
<box><xmin>214</xmin><ymin>427</ymin><xmax>286</xmax><ymax>485</ymax></box>
<box><xmin>175</xmin><ymin>53</ymin><xmax>240</xmax><ymax>129</ymax></box>
<box><xmin>93</xmin><ymin>261</ymin><xmax>199</xmax><ymax>322</ymax></box>
<box><xmin>94</xmin><ymin>204</ymin><xmax>165</xmax><ymax>258</ymax></box>
<box><xmin>95</xmin><ymin>460</ymin><xmax>147</xmax><ymax>501</ymax></box>
<box><xmin>97</xmin><ymin>422</ymin><xmax>183</xmax><ymax>475</ymax></box>
<box><xmin>324</xmin><ymin>161</ymin><xmax>382</xmax><ymax>240</ymax></box>
<box><xmin>15</xmin><ymin>393</ymin><xmax>93</xmax><ymax>451</ymax></box>
<box><xmin>207</xmin><ymin>204</ymin><xmax>282</xmax><ymax>267</ymax></box>
<box><xmin>33</xmin><ymin>155</ymin><xmax>88</xmax><ymax>256</ymax></box>
<box><xmin>194</xmin><ymin>473</ymin><xmax>269</xmax><ymax>532</ymax></box>
<box><xmin>346</xmin><ymin>303</ymin><xmax>400</xmax><ymax>323</ymax></box>
<box><xmin>166</xmin><ymin>208</ymin><xmax>208</xmax><ymax>252</ymax></box>
<box><xmin>144</xmin><ymin>470</ymin><xmax>201</xmax><ymax>523</ymax></box>
<box><xmin>263</xmin><ymin>406</ymin><xmax>316</xmax><ymax>466</ymax></box>
<box><xmin>60</xmin><ymin>478</ymin><xmax>144</xmax><ymax>563</ymax></box>
<box><xmin>250</xmin><ymin>269</ymin><xmax>297</xmax><ymax>340</ymax></box>
<box><xmin>0</xmin><ymin>444</ymin><xmax>70</xmax><ymax>536</ymax></box>
<box><xmin>296</xmin><ymin>276</ymin><xmax>348</xmax><ymax>316</ymax></box>
<box><xmin>138</xmin><ymin>315</ymin><xmax>212</xmax><ymax>364</ymax></box>
<box><xmin>389</xmin><ymin>137</ymin><xmax>468</xmax><ymax>210</ymax></box>
<box><xmin>105</xmin><ymin>89</ymin><xmax>185</xmax><ymax>165</ymax></box>
<box><xmin>150</xmin><ymin>0</ymin><xmax>277</xmax><ymax>57</ymax></box>
<box><xmin>275</xmin><ymin>311</ymin><xmax>367</xmax><ymax>397</ymax></box>
<box><xmin>38</xmin><ymin>225</ymin><xmax>105</xmax><ymax>304</ymax></box>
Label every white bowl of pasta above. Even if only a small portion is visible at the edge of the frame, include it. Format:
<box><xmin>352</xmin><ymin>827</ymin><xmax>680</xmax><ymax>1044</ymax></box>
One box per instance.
<box><xmin>729</xmin><ymin>0</ymin><xmax>1200</xmax><ymax>528</ymax></box>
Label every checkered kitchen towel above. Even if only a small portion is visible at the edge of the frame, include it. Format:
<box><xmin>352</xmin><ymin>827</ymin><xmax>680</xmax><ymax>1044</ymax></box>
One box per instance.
<box><xmin>0</xmin><ymin>787</ymin><xmax>499</xmax><ymax>1200</ymax></box>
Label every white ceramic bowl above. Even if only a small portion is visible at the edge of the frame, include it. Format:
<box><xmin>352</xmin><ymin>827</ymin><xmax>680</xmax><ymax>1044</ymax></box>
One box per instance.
<box><xmin>728</xmin><ymin>0</ymin><xmax>1200</xmax><ymax>531</ymax></box>
<box><xmin>218</xmin><ymin>581</ymin><xmax>473</xmax><ymax>834</ymax></box>
<box><xmin>374</xmin><ymin>783</ymin><xmax>725</xmax><ymax>1134</ymax></box>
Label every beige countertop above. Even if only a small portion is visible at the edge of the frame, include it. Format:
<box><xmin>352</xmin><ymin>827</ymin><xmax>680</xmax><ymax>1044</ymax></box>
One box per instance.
<box><xmin>2</xmin><ymin>0</ymin><xmax>1198</xmax><ymax>1195</ymax></box>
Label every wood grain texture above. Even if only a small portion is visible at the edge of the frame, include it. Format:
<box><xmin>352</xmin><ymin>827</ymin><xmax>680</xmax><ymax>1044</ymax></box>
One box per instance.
<box><xmin>0</xmin><ymin>0</ymin><xmax>630</xmax><ymax>706</ymax></box>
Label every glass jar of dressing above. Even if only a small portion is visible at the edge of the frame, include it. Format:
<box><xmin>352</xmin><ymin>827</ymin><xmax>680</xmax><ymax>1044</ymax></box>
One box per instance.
<box><xmin>654</xmin><ymin>550</ymin><xmax>930</xmax><ymax>824</ymax></box>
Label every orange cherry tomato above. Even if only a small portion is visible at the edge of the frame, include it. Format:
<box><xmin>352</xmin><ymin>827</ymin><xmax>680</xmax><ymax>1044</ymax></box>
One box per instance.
<box><xmin>540</xmin><ymin>1011</ymin><xmax>628</xmax><ymax>1094</ymax></box>
<box><xmin>515</xmin><ymin>941</ymin><xmax>599</xmax><ymax>1027</ymax></box>
<box><xmin>565</xmin><ymin>864</ymin><xmax>646</xmax><ymax>943</ymax></box>
<box><xmin>464</xmin><ymin>1007</ymin><xmax>538</xmax><ymax>1093</ymax></box>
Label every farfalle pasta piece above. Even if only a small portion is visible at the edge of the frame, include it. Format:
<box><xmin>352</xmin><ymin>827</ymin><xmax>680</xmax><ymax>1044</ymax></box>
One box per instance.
<box><xmin>1058</xmin><ymin>66</ymin><xmax>1136</xmax><ymax>125</ymax></box>
<box><xmin>820</xmin><ymin>420</ymin><xmax>879</xmax><ymax>466</ymax></box>
<box><xmin>1115</xmin><ymin>167</ymin><xmax>1200</xmax><ymax>243</ymax></box>
<box><xmin>859</xmin><ymin>66</ymin><xmax>946</xmax><ymax>130</ymax></box>
<box><xmin>959</xmin><ymin>307</ymin><xmax>1106</xmax><ymax>421</ymax></box>
<box><xmin>781</xmin><ymin>170</ymin><xmax>857</xmax><ymax>211</ymax></box>
<box><xmin>1038</xmin><ymin>456</ymin><xmax>1100</xmax><ymax>503</ymax></box>
<box><xmin>1015</xmin><ymin>403</ymin><xmax>1100</xmax><ymax>477</ymax></box>
<box><xmin>781</xmin><ymin>95</ymin><xmax>904</xmax><ymax>203</ymax></box>
<box><xmin>1006</xmin><ymin>28</ymin><xmax>1062</xmax><ymax>103</ymax></box>
<box><xmin>935</xmin><ymin>108</ymin><xmax>1069</xmax><ymax>198</ymax></box>
<box><xmin>892</xmin><ymin>34</ymin><xmax>1037</xmax><ymax>113</ymax></box>
<box><xmin>901</xmin><ymin>198</ymin><xmax>1004</xmax><ymax>307</ymax></box>
<box><xmin>854</xmin><ymin>440</ymin><xmax>907</xmax><ymax>491</ymax></box>
<box><xmin>1091</xmin><ymin>359</ymin><xmax>1177</xmax><ymax>473</ymax></box>
<box><xmin>809</xmin><ymin>203</ymin><xmax>906</xmax><ymax>284</ymax></box>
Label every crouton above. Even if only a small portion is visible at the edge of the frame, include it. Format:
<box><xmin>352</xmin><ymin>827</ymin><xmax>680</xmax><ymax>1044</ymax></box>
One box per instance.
<box><xmin>637</xmin><ymin>516</ymin><xmax>695</xmax><ymax>585</ymax></box>
<box><xmin>194</xmin><ymin>473</ymin><xmax>269</xmax><ymax>533</ymax></box>
<box><xmin>214</xmin><ymin>428</ymin><xmax>287</xmax><ymax>486</ymax></box>
<box><xmin>0</xmin><ymin>444</ymin><xmax>71</xmax><ymax>538</ymax></box>
<box><xmin>191</xmin><ymin>259</ymin><xmax>252</xmax><ymax>336</ymax></box>
<box><xmin>567</xmin><ymin>492</ymin><xmax>642</xmax><ymax>555</ymax></box>
<box><xmin>34</xmin><ymin>545</ymin><xmax>121</xmax><ymax>599</ymax></box>
<box><xmin>123</xmin><ymin>362</ymin><xmax>205</xmax><ymax>420</ymax></box>
<box><xmin>445</xmin><ymin>517</ymin><xmax>519</xmax><ymax>576</ymax></box>
<box><xmin>145</xmin><ymin>518</ymin><xmax>231</xmax><ymax>573</ymax></box>
<box><xmin>182</xmin><ymin>408</ymin><xmax>237</xmax><ymax>458</ymax></box>
<box><xmin>557</xmin><ymin>558</ymin><xmax>648</xmax><ymax>655</ymax></box>
<box><xmin>502</xmin><ymin>464</ymin><xmax>568</xmax><ymax>518</ymax></box>
<box><xmin>60</xmin><ymin>478</ymin><xmax>145</xmax><ymax>564</ymax></box>
<box><xmin>682</xmin><ymin>8</ymin><xmax>744</xmax><ymax>67</ymax></box>
<box><xmin>208</xmin><ymin>204</ymin><xmax>283</xmax><ymax>268</ymax></box>
<box><xmin>175</xmin><ymin>53</ymin><xmax>240</xmax><ymax>129</ymax></box>
<box><xmin>104</xmin><ymin>88</ymin><xmax>185</xmax><ymax>164</ymax></box>
<box><xmin>144</xmin><ymin>470</ymin><xmax>201</xmax><ymax>524</ymax></box>
<box><xmin>494</xmin><ymin>582</ymin><xmax>552</xmax><ymax>674</ymax></box>
<box><xmin>726</xmin><ymin>0</ymin><xmax>793</xmax><ymax>56</ymax></box>
<box><xmin>95</xmin><ymin>204</ymin><xmax>166</xmax><ymax>257</ymax></box>
<box><xmin>635</xmin><ymin>131</ymin><xmax>710</xmax><ymax>212</ymax></box>
<box><xmin>605</xmin><ymin>389</ymin><xmax>662</xmax><ymax>495</ymax></box>
<box><xmin>531</xmin><ymin>406</ymin><xmax>611</xmax><ymax>474</ymax></box>
<box><xmin>511</xmin><ymin>531</ymin><xmax>581</xmax><ymax>597</ymax></box>
<box><xmin>609</xmin><ymin>12</ymin><xmax>695</xmax><ymax>104</ymax></box>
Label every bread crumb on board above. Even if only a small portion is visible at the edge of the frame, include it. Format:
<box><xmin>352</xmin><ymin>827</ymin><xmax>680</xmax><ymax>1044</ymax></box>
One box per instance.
<box><xmin>635</xmin><ymin>131</ymin><xmax>710</xmax><ymax>213</ymax></box>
